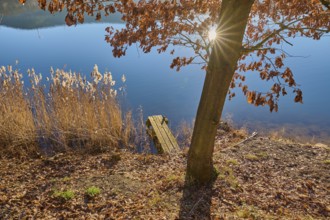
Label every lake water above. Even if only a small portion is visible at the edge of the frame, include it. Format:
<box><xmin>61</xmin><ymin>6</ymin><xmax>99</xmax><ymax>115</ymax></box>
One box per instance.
<box><xmin>1</xmin><ymin>1</ymin><xmax>329</xmax><ymax>144</ymax></box>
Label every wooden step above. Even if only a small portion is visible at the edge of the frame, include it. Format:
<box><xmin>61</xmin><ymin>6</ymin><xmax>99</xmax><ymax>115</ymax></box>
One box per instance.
<box><xmin>146</xmin><ymin>115</ymin><xmax>180</xmax><ymax>154</ymax></box>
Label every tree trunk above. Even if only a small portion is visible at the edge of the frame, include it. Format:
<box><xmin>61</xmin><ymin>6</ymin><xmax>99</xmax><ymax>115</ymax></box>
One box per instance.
<box><xmin>187</xmin><ymin>0</ymin><xmax>255</xmax><ymax>184</ymax></box>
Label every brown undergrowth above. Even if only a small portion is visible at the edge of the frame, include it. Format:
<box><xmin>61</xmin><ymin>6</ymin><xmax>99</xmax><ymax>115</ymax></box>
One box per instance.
<box><xmin>0</xmin><ymin>125</ymin><xmax>329</xmax><ymax>219</ymax></box>
<box><xmin>0</xmin><ymin>64</ymin><xmax>136</xmax><ymax>157</ymax></box>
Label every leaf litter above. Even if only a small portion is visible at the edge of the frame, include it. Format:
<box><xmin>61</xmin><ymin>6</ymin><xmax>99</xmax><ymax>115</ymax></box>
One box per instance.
<box><xmin>0</xmin><ymin>127</ymin><xmax>329</xmax><ymax>219</ymax></box>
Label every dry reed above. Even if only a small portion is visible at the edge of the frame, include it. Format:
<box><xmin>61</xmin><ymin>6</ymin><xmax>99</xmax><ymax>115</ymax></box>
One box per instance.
<box><xmin>0</xmin><ymin>64</ymin><xmax>135</xmax><ymax>156</ymax></box>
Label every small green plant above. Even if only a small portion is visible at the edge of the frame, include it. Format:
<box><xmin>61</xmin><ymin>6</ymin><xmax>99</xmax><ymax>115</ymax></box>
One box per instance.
<box><xmin>245</xmin><ymin>154</ymin><xmax>260</xmax><ymax>161</ymax></box>
<box><xmin>53</xmin><ymin>190</ymin><xmax>75</xmax><ymax>200</ymax></box>
<box><xmin>217</xmin><ymin>166</ymin><xmax>240</xmax><ymax>189</ymax></box>
<box><xmin>226</xmin><ymin>159</ymin><xmax>239</xmax><ymax>166</ymax></box>
<box><xmin>256</xmin><ymin>151</ymin><xmax>268</xmax><ymax>159</ymax></box>
<box><xmin>86</xmin><ymin>186</ymin><xmax>101</xmax><ymax>197</ymax></box>
<box><xmin>165</xmin><ymin>174</ymin><xmax>184</xmax><ymax>183</ymax></box>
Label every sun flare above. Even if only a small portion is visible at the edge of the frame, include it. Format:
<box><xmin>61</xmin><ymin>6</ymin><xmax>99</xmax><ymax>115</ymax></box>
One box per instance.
<box><xmin>208</xmin><ymin>28</ymin><xmax>217</xmax><ymax>41</ymax></box>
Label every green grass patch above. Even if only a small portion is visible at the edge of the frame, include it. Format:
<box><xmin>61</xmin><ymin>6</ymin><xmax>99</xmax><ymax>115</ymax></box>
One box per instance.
<box><xmin>226</xmin><ymin>159</ymin><xmax>239</xmax><ymax>166</ymax></box>
<box><xmin>217</xmin><ymin>166</ymin><xmax>240</xmax><ymax>189</ymax></box>
<box><xmin>53</xmin><ymin>189</ymin><xmax>75</xmax><ymax>200</ymax></box>
<box><xmin>256</xmin><ymin>151</ymin><xmax>268</xmax><ymax>159</ymax></box>
<box><xmin>245</xmin><ymin>154</ymin><xmax>260</xmax><ymax>161</ymax></box>
<box><xmin>86</xmin><ymin>186</ymin><xmax>101</xmax><ymax>197</ymax></box>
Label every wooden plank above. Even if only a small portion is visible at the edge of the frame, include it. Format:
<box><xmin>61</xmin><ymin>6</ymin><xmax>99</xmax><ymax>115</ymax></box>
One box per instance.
<box><xmin>147</xmin><ymin>116</ymin><xmax>163</xmax><ymax>152</ymax></box>
<box><xmin>147</xmin><ymin>116</ymin><xmax>170</xmax><ymax>153</ymax></box>
<box><xmin>152</xmin><ymin>115</ymin><xmax>171</xmax><ymax>152</ymax></box>
<box><xmin>146</xmin><ymin>115</ymin><xmax>179</xmax><ymax>154</ymax></box>
<box><xmin>153</xmin><ymin>116</ymin><xmax>171</xmax><ymax>153</ymax></box>
<box><xmin>154</xmin><ymin>115</ymin><xmax>179</xmax><ymax>152</ymax></box>
<box><xmin>153</xmin><ymin>116</ymin><xmax>170</xmax><ymax>152</ymax></box>
<box><xmin>156</xmin><ymin>115</ymin><xmax>179</xmax><ymax>152</ymax></box>
<box><xmin>160</xmin><ymin>115</ymin><xmax>179</xmax><ymax>151</ymax></box>
<box><xmin>156</xmin><ymin>116</ymin><xmax>174</xmax><ymax>152</ymax></box>
<box><xmin>159</xmin><ymin>116</ymin><xmax>179</xmax><ymax>152</ymax></box>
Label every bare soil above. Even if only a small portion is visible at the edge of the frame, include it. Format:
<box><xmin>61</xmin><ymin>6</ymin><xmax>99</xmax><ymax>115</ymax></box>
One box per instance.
<box><xmin>0</xmin><ymin>129</ymin><xmax>329</xmax><ymax>219</ymax></box>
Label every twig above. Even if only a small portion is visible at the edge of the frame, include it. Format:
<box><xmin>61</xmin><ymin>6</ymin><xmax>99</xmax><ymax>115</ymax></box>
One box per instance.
<box><xmin>232</xmin><ymin>131</ymin><xmax>258</xmax><ymax>147</ymax></box>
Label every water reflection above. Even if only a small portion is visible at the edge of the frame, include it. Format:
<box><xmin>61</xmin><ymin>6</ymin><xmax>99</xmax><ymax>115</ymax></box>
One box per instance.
<box><xmin>0</xmin><ymin>0</ymin><xmax>122</xmax><ymax>29</ymax></box>
<box><xmin>0</xmin><ymin>1</ymin><xmax>329</xmax><ymax>145</ymax></box>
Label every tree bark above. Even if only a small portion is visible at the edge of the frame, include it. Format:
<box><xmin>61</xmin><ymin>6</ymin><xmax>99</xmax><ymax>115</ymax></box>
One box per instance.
<box><xmin>187</xmin><ymin>0</ymin><xmax>255</xmax><ymax>184</ymax></box>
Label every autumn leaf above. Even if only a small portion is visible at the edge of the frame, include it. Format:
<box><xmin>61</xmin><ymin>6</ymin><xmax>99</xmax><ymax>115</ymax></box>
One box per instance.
<box><xmin>96</xmin><ymin>12</ymin><xmax>101</xmax><ymax>21</ymax></box>
<box><xmin>65</xmin><ymin>13</ymin><xmax>76</xmax><ymax>26</ymax></box>
<box><xmin>247</xmin><ymin>91</ymin><xmax>256</xmax><ymax>104</ymax></box>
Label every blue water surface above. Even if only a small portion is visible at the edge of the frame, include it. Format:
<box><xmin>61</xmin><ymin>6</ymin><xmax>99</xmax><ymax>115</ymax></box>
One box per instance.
<box><xmin>0</xmin><ymin>1</ymin><xmax>329</xmax><ymax>143</ymax></box>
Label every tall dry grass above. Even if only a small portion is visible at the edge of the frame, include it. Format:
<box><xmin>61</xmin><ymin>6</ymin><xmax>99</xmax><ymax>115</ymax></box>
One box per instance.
<box><xmin>0</xmin><ymin>66</ymin><xmax>37</xmax><ymax>155</ymax></box>
<box><xmin>0</xmin><ymin>64</ymin><xmax>135</xmax><ymax>156</ymax></box>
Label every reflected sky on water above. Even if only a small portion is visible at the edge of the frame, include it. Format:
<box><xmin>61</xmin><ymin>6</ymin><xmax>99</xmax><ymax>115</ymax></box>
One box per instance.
<box><xmin>1</xmin><ymin>1</ymin><xmax>329</xmax><ymax>143</ymax></box>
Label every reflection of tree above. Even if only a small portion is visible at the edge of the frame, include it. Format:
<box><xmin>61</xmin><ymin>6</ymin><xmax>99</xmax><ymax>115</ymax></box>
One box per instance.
<box><xmin>17</xmin><ymin>0</ymin><xmax>116</xmax><ymax>26</ymax></box>
<box><xmin>1</xmin><ymin>0</ymin><xmax>122</xmax><ymax>29</ymax></box>
<box><xmin>0</xmin><ymin>0</ymin><xmax>38</xmax><ymax>16</ymax></box>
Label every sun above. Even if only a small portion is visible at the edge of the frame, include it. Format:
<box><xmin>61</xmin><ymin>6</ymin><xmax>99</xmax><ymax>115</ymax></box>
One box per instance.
<box><xmin>208</xmin><ymin>28</ymin><xmax>217</xmax><ymax>41</ymax></box>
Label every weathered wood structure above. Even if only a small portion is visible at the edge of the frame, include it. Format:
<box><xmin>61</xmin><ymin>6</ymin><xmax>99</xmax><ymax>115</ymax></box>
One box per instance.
<box><xmin>146</xmin><ymin>115</ymin><xmax>179</xmax><ymax>154</ymax></box>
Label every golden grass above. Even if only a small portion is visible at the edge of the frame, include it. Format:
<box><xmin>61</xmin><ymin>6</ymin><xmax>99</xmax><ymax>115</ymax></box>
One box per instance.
<box><xmin>0</xmin><ymin>67</ymin><xmax>37</xmax><ymax>155</ymax></box>
<box><xmin>0</xmin><ymin>65</ymin><xmax>135</xmax><ymax>156</ymax></box>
